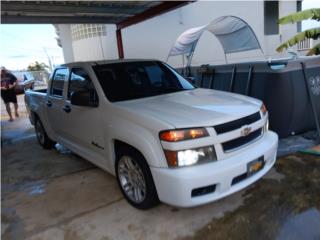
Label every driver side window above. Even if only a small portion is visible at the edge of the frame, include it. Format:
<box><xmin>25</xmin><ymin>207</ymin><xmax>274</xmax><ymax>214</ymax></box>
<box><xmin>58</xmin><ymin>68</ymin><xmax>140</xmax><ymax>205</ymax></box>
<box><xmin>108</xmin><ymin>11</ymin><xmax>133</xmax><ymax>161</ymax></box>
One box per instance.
<box><xmin>68</xmin><ymin>68</ymin><xmax>95</xmax><ymax>99</ymax></box>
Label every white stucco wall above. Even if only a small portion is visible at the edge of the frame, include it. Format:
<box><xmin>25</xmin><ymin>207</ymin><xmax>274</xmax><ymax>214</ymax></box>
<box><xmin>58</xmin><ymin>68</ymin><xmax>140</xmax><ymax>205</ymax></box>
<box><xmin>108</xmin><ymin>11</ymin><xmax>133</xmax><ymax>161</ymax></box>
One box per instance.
<box><xmin>262</xmin><ymin>0</ymin><xmax>299</xmax><ymax>58</ymax></box>
<box><xmin>72</xmin><ymin>25</ymin><xmax>118</xmax><ymax>62</ymax></box>
<box><xmin>56</xmin><ymin>24</ymin><xmax>74</xmax><ymax>63</ymax></box>
<box><xmin>122</xmin><ymin>1</ymin><xmax>266</xmax><ymax>67</ymax></box>
<box><xmin>58</xmin><ymin>0</ymin><xmax>299</xmax><ymax>67</ymax></box>
<box><xmin>121</xmin><ymin>0</ymin><xmax>299</xmax><ymax>67</ymax></box>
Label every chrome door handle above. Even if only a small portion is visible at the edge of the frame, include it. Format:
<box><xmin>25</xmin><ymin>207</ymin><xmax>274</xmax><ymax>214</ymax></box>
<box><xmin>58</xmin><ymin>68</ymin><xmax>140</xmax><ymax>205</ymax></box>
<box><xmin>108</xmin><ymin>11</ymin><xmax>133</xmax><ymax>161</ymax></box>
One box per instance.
<box><xmin>46</xmin><ymin>100</ymin><xmax>52</xmax><ymax>107</ymax></box>
<box><xmin>63</xmin><ymin>105</ymin><xmax>71</xmax><ymax>113</ymax></box>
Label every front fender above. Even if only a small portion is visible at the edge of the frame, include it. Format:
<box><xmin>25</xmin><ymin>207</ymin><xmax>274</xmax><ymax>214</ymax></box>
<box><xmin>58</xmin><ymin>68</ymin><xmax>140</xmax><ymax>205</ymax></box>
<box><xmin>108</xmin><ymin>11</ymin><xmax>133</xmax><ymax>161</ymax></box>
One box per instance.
<box><xmin>105</xmin><ymin>117</ymin><xmax>168</xmax><ymax>170</ymax></box>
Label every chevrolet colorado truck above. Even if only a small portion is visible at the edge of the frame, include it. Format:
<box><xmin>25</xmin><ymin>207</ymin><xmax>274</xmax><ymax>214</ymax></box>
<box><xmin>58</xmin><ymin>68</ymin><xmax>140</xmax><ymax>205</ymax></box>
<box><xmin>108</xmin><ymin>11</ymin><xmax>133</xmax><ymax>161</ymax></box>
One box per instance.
<box><xmin>25</xmin><ymin>59</ymin><xmax>278</xmax><ymax>209</ymax></box>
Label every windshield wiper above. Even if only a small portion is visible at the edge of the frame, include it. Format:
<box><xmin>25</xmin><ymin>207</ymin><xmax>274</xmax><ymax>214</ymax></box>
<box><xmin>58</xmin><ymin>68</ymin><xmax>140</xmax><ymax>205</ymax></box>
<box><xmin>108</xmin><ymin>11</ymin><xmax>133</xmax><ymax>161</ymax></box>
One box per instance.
<box><xmin>162</xmin><ymin>87</ymin><xmax>186</xmax><ymax>92</ymax></box>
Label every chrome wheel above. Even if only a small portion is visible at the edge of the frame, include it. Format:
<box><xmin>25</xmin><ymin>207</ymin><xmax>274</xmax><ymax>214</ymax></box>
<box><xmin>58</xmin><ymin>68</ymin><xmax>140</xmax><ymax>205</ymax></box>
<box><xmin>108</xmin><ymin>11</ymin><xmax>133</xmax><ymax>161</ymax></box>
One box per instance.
<box><xmin>118</xmin><ymin>155</ymin><xmax>146</xmax><ymax>203</ymax></box>
<box><xmin>35</xmin><ymin>120</ymin><xmax>45</xmax><ymax>145</ymax></box>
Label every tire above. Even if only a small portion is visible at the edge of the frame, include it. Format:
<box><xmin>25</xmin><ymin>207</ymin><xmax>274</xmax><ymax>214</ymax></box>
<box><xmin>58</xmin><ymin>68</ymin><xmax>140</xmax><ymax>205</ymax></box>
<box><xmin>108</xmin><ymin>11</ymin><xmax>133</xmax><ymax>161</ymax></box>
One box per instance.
<box><xmin>115</xmin><ymin>147</ymin><xmax>159</xmax><ymax>209</ymax></box>
<box><xmin>35</xmin><ymin>118</ymin><xmax>56</xmax><ymax>149</ymax></box>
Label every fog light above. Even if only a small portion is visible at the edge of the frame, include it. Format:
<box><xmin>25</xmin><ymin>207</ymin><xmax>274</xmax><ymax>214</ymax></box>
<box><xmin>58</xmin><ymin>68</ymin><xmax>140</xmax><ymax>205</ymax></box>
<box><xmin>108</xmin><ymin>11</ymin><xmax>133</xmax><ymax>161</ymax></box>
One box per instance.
<box><xmin>164</xmin><ymin>146</ymin><xmax>216</xmax><ymax>167</ymax></box>
<box><xmin>192</xmin><ymin>184</ymin><xmax>216</xmax><ymax>197</ymax></box>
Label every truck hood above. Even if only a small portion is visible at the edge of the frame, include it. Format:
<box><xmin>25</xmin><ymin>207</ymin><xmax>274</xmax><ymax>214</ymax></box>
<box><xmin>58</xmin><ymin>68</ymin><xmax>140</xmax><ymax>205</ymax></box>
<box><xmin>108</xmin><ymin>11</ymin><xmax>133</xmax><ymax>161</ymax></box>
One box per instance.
<box><xmin>115</xmin><ymin>88</ymin><xmax>262</xmax><ymax>128</ymax></box>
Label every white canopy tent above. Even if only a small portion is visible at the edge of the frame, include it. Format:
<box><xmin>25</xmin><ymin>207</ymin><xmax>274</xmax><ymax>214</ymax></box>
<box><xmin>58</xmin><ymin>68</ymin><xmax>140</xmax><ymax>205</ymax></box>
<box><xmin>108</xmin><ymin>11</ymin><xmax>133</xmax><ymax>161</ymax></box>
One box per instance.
<box><xmin>167</xmin><ymin>16</ymin><xmax>263</xmax><ymax>66</ymax></box>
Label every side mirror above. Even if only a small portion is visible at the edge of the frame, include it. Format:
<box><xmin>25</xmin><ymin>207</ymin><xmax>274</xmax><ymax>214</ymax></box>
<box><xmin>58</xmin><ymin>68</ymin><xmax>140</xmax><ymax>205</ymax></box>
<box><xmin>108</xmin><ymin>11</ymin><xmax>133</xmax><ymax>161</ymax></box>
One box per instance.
<box><xmin>70</xmin><ymin>90</ymin><xmax>98</xmax><ymax>107</ymax></box>
<box><xmin>186</xmin><ymin>76</ymin><xmax>196</xmax><ymax>85</ymax></box>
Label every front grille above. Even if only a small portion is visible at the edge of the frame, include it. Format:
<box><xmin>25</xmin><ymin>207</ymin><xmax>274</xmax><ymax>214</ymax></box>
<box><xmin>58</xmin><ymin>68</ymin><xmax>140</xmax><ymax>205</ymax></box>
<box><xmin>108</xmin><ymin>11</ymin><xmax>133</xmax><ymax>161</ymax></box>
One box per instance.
<box><xmin>214</xmin><ymin>112</ymin><xmax>261</xmax><ymax>134</ymax></box>
<box><xmin>222</xmin><ymin>128</ymin><xmax>262</xmax><ymax>152</ymax></box>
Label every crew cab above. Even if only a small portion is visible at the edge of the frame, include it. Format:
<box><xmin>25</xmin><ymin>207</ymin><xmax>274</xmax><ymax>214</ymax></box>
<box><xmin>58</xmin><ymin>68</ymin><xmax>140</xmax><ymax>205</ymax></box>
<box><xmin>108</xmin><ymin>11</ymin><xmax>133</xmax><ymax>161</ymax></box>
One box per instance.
<box><xmin>25</xmin><ymin>59</ymin><xmax>278</xmax><ymax>209</ymax></box>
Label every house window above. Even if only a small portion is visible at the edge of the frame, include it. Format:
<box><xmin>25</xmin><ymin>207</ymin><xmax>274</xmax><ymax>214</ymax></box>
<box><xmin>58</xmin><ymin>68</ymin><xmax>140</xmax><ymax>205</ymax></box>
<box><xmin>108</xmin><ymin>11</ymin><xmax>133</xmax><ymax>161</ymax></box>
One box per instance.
<box><xmin>264</xmin><ymin>0</ymin><xmax>279</xmax><ymax>35</ymax></box>
<box><xmin>71</xmin><ymin>24</ymin><xmax>107</xmax><ymax>41</ymax></box>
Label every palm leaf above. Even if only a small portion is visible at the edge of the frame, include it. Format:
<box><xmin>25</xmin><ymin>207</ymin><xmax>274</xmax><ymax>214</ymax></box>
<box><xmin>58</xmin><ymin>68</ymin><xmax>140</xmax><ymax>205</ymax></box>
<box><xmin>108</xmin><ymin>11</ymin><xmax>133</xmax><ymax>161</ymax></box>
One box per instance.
<box><xmin>278</xmin><ymin>8</ymin><xmax>320</xmax><ymax>25</ymax></box>
<box><xmin>307</xmin><ymin>43</ymin><xmax>320</xmax><ymax>56</ymax></box>
<box><xmin>276</xmin><ymin>28</ymin><xmax>320</xmax><ymax>52</ymax></box>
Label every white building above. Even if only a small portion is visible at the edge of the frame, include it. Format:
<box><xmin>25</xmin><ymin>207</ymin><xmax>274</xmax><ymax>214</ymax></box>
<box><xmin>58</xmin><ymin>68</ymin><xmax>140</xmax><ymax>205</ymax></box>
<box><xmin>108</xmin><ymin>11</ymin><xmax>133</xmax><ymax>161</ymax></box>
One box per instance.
<box><xmin>56</xmin><ymin>0</ymin><xmax>305</xmax><ymax>67</ymax></box>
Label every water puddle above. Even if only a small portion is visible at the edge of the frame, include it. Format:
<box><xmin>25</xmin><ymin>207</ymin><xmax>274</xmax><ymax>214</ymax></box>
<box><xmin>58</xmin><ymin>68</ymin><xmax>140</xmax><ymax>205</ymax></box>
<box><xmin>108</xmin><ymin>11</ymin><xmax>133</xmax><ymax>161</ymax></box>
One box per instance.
<box><xmin>27</xmin><ymin>182</ymin><xmax>46</xmax><ymax>196</ymax></box>
<box><xmin>276</xmin><ymin>208</ymin><xmax>320</xmax><ymax>240</ymax></box>
<box><xmin>180</xmin><ymin>153</ymin><xmax>320</xmax><ymax>240</ymax></box>
<box><xmin>55</xmin><ymin>143</ymin><xmax>73</xmax><ymax>155</ymax></box>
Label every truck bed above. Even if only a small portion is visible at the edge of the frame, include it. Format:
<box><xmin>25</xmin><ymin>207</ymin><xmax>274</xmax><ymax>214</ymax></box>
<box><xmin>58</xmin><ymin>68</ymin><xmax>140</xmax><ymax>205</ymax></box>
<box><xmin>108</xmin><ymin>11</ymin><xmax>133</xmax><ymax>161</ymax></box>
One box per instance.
<box><xmin>24</xmin><ymin>88</ymin><xmax>48</xmax><ymax>125</ymax></box>
<box><xmin>30</xmin><ymin>88</ymin><xmax>47</xmax><ymax>94</ymax></box>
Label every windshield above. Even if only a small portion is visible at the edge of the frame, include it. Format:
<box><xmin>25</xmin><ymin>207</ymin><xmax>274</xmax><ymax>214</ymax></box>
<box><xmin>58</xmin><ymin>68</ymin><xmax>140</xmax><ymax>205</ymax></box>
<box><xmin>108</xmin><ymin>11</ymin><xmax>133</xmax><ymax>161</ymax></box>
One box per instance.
<box><xmin>93</xmin><ymin>61</ymin><xmax>195</xmax><ymax>102</ymax></box>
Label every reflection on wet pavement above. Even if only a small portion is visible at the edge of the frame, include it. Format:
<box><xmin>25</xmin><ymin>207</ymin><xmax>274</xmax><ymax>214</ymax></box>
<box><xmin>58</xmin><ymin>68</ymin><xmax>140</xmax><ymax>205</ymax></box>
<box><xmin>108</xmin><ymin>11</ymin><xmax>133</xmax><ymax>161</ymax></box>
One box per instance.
<box><xmin>276</xmin><ymin>208</ymin><xmax>320</xmax><ymax>240</ymax></box>
<box><xmin>28</xmin><ymin>183</ymin><xmax>46</xmax><ymax>196</ymax></box>
<box><xmin>55</xmin><ymin>143</ymin><xmax>73</xmax><ymax>155</ymax></box>
<box><xmin>181</xmin><ymin>153</ymin><xmax>320</xmax><ymax>240</ymax></box>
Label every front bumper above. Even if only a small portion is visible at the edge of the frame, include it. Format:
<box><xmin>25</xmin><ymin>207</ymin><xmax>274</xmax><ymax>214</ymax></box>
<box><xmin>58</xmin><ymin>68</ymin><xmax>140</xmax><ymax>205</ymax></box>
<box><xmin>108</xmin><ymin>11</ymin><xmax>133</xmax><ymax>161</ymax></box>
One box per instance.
<box><xmin>150</xmin><ymin>131</ymin><xmax>278</xmax><ymax>207</ymax></box>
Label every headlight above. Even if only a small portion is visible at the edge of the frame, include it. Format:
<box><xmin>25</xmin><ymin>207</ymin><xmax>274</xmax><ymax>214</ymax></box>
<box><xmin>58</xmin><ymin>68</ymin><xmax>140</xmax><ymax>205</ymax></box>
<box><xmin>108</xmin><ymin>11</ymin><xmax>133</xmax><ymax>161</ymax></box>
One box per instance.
<box><xmin>164</xmin><ymin>146</ymin><xmax>216</xmax><ymax>167</ymax></box>
<box><xmin>260</xmin><ymin>103</ymin><xmax>267</xmax><ymax>116</ymax></box>
<box><xmin>159</xmin><ymin>128</ymin><xmax>209</xmax><ymax>142</ymax></box>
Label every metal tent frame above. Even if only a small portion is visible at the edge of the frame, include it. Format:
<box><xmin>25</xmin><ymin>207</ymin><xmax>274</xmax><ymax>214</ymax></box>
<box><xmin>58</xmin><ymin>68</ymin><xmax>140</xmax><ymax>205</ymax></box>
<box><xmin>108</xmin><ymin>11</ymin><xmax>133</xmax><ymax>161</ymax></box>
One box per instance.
<box><xmin>167</xmin><ymin>16</ymin><xmax>264</xmax><ymax>69</ymax></box>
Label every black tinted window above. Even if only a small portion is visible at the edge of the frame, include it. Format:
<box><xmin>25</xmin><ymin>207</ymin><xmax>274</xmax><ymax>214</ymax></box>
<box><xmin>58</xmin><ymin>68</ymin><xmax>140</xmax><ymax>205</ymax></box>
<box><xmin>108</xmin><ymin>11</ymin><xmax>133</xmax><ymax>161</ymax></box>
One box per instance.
<box><xmin>68</xmin><ymin>68</ymin><xmax>95</xmax><ymax>99</ymax></box>
<box><xmin>264</xmin><ymin>1</ymin><xmax>279</xmax><ymax>35</ymax></box>
<box><xmin>93</xmin><ymin>61</ymin><xmax>194</xmax><ymax>102</ymax></box>
<box><xmin>51</xmin><ymin>68</ymin><xmax>69</xmax><ymax>97</ymax></box>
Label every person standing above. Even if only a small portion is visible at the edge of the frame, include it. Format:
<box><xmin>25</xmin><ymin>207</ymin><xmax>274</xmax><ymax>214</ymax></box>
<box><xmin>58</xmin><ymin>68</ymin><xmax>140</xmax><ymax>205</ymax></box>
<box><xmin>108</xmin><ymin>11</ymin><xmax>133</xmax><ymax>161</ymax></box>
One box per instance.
<box><xmin>1</xmin><ymin>68</ymin><xmax>19</xmax><ymax>122</ymax></box>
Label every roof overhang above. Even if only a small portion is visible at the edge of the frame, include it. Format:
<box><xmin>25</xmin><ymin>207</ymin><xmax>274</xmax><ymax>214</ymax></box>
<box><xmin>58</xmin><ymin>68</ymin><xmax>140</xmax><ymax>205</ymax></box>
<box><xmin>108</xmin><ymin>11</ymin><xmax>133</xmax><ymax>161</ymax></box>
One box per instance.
<box><xmin>1</xmin><ymin>1</ymin><xmax>193</xmax><ymax>29</ymax></box>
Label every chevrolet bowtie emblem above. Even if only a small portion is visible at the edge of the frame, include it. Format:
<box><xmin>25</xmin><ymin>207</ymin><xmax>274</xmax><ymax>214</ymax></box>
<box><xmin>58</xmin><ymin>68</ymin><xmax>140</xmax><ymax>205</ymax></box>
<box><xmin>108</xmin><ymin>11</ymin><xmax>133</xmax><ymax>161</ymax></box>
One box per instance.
<box><xmin>241</xmin><ymin>126</ymin><xmax>252</xmax><ymax>137</ymax></box>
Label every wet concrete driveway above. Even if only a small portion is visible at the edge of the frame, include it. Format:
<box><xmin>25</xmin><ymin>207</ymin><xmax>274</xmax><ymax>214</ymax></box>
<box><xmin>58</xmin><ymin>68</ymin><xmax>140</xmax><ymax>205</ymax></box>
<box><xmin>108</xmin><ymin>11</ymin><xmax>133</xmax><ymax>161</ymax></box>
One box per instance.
<box><xmin>1</xmin><ymin>100</ymin><xmax>320</xmax><ymax>240</ymax></box>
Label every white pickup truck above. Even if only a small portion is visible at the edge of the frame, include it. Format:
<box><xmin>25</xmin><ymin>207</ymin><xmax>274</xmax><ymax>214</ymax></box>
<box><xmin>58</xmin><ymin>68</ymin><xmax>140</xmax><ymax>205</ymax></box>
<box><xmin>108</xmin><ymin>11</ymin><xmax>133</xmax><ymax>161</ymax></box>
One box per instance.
<box><xmin>25</xmin><ymin>59</ymin><xmax>278</xmax><ymax>209</ymax></box>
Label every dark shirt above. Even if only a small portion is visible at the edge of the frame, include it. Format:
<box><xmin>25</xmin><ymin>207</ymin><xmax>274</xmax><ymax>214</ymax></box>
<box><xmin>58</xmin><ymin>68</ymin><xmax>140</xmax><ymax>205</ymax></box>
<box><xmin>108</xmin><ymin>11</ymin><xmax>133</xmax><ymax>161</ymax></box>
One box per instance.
<box><xmin>1</xmin><ymin>73</ymin><xmax>17</xmax><ymax>90</ymax></box>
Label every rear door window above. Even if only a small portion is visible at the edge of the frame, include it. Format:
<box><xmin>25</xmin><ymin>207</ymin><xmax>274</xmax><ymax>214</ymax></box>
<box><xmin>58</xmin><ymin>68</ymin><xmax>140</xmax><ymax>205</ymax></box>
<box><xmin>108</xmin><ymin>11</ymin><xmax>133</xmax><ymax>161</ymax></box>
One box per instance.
<box><xmin>51</xmin><ymin>68</ymin><xmax>69</xmax><ymax>97</ymax></box>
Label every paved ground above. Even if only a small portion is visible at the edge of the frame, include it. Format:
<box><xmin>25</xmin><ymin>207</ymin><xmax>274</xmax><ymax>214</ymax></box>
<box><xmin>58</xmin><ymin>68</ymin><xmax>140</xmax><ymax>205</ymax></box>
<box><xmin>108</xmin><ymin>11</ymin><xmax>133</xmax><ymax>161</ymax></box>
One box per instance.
<box><xmin>1</xmin><ymin>95</ymin><xmax>320</xmax><ymax>240</ymax></box>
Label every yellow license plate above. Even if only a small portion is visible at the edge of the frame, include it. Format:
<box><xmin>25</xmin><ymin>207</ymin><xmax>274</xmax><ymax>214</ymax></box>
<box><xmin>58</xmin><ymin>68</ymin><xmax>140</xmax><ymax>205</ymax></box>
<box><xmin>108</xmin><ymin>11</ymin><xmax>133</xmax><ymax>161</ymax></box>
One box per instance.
<box><xmin>247</xmin><ymin>157</ymin><xmax>264</xmax><ymax>176</ymax></box>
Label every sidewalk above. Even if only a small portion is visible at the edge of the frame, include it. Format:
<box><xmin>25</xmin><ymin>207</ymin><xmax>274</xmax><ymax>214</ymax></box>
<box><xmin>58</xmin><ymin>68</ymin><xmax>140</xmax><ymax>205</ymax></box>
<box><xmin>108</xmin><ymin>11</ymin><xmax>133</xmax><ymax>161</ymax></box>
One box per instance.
<box><xmin>1</xmin><ymin>94</ymin><xmax>29</xmax><ymax>122</ymax></box>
